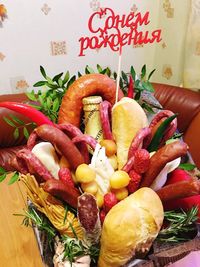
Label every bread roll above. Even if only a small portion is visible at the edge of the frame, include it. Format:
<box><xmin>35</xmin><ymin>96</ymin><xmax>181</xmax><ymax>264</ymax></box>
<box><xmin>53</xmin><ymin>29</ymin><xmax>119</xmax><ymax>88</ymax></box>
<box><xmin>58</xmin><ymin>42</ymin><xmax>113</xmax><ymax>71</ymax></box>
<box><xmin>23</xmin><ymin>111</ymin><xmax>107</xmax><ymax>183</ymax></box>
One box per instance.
<box><xmin>98</xmin><ymin>187</ymin><xmax>164</xmax><ymax>267</ymax></box>
<box><xmin>112</xmin><ymin>97</ymin><xmax>148</xmax><ymax>169</ymax></box>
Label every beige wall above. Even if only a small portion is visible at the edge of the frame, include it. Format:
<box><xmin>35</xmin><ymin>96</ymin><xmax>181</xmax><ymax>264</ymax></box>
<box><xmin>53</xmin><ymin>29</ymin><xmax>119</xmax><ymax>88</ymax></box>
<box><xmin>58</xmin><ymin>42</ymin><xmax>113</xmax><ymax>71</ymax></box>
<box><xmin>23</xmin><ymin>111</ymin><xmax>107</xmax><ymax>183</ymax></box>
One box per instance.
<box><xmin>0</xmin><ymin>1</ymin><xmax>192</xmax><ymax>94</ymax></box>
<box><xmin>152</xmin><ymin>0</ymin><xmax>191</xmax><ymax>86</ymax></box>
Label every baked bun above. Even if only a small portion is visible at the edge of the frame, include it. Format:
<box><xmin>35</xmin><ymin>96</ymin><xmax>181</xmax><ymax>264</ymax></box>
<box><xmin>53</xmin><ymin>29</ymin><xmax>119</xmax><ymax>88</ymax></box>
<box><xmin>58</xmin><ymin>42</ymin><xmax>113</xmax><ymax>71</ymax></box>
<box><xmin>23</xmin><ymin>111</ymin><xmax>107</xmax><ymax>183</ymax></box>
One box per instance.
<box><xmin>112</xmin><ymin>97</ymin><xmax>148</xmax><ymax>169</ymax></box>
<box><xmin>98</xmin><ymin>187</ymin><xmax>164</xmax><ymax>267</ymax></box>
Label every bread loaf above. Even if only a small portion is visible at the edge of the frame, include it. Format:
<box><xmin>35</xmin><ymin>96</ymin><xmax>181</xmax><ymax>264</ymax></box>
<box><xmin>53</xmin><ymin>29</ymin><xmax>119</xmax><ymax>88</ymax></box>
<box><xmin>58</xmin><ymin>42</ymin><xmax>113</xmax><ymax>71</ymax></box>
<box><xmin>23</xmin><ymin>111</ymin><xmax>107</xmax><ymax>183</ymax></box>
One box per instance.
<box><xmin>98</xmin><ymin>187</ymin><xmax>164</xmax><ymax>267</ymax></box>
<box><xmin>112</xmin><ymin>97</ymin><xmax>148</xmax><ymax>169</ymax></box>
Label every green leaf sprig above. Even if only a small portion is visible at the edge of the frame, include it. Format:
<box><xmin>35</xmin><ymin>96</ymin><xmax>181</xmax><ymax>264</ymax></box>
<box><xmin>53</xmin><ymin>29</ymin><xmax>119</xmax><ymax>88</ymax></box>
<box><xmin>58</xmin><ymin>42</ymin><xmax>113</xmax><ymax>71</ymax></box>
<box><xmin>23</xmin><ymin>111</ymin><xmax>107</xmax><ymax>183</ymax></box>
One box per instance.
<box><xmin>157</xmin><ymin>207</ymin><xmax>198</xmax><ymax>243</ymax></box>
<box><xmin>28</xmin><ymin>66</ymin><xmax>76</xmax><ymax>123</ymax></box>
<box><xmin>147</xmin><ymin>114</ymin><xmax>178</xmax><ymax>152</ymax></box>
<box><xmin>28</xmin><ymin>64</ymin><xmax>157</xmax><ymax>123</ymax></box>
<box><xmin>0</xmin><ymin>166</ymin><xmax>19</xmax><ymax>185</ymax></box>
<box><xmin>179</xmin><ymin>163</ymin><xmax>196</xmax><ymax>171</ymax></box>
<box><xmin>3</xmin><ymin>114</ymin><xmax>36</xmax><ymax>140</ymax></box>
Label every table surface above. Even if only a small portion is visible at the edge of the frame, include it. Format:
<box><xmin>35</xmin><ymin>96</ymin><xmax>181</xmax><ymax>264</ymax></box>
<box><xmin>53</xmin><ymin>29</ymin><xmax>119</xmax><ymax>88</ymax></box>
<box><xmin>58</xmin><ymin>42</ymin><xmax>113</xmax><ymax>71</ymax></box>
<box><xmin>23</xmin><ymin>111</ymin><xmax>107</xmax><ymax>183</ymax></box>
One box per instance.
<box><xmin>0</xmin><ymin>174</ymin><xmax>44</xmax><ymax>267</ymax></box>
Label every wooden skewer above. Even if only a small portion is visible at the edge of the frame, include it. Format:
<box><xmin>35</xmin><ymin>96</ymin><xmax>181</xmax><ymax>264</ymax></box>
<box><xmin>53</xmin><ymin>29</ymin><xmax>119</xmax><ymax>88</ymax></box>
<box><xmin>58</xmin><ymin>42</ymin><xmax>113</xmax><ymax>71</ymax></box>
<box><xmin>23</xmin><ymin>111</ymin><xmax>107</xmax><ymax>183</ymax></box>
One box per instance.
<box><xmin>115</xmin><ymin>45</ymin><xmax>122</xmax><ymax>104</ymax></box>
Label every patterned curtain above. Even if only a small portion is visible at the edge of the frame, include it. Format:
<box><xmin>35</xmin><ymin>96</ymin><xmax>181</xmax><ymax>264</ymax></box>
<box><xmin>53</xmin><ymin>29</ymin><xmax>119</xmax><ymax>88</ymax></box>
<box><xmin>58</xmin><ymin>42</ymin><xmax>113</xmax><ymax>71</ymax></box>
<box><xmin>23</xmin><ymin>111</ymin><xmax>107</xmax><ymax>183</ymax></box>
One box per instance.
<box><xmin>183</xmin><ymin>0</ymin><xmax>200</xmax><ymax>91</ymax></box>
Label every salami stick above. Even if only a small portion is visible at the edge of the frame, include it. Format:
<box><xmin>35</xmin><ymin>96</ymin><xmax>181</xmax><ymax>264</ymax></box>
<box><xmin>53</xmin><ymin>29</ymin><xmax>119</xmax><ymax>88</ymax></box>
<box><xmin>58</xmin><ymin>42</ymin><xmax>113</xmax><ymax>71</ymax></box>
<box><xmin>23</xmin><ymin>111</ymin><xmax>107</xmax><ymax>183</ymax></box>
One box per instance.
<box><xmin>156</xmin><ymin>179</ymin><xmax>200</xmax><ymax>202</ymax></box>
<box><xmin>77</xmin><ymin>193</ymin><xmax>101</xmax><ymax>244</ymax></box>
<box><xmin>140</xmin><ymin>141</ymin><xmax>188</xmax><ymax>187</ymax></box>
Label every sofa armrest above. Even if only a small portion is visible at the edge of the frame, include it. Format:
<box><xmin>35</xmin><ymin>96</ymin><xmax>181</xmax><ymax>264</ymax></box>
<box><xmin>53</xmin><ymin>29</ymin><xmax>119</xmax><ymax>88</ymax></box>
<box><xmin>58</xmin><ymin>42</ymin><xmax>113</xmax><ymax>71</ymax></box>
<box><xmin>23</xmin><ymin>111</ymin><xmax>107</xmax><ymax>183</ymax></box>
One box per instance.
<box><xmin>184</xmin><ymin>112</ymin><xmax>200</xmax><ymax>169</ymax></box>
<box><xmin>153</xmin><ymin>83</ymin><xmax>200</xmax><ymax>133</ymax></box>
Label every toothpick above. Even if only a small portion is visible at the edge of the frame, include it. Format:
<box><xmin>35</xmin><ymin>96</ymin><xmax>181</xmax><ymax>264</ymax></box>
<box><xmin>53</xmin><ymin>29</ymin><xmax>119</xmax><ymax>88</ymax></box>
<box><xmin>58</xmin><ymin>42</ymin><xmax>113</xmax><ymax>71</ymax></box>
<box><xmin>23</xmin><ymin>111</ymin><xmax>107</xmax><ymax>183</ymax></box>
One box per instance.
<box><xmin>115</xmin><ymin>45</ymin><xmax>122</xmax><ymax>104</ymax></box>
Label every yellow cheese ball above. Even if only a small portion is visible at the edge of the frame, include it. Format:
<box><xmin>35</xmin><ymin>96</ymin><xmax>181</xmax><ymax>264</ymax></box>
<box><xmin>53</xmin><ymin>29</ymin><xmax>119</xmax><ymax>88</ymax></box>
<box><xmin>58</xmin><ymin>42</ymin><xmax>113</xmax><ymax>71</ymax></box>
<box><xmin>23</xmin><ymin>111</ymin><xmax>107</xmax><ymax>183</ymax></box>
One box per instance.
<box><xmin>108</xmin><ymin>155</ymin><xmax>118</xmax><ymax>170</ymax></box>
<box><xmin>75</xmin><ymin>164</ymin><xmax>96</xmax><ymax>183</ymax></box>
<box><xmin>81</xmin><ymin>181</ymin><xmax>98</xmax><ymax>195</ymax></box>
<box><xmin>99</xmin><ymin>139</ymin><xmax>117</xmax><ymax>157</ymax></box>
<box><xmin>110</xmin><ymin>170</ymin><xmax>130</xmax><ymax>189</ymax></box>
<box><xmin>95</xmin><ymin>191</ymin><xmax>104</xmax><ymax>208</ymax></box>
<box><xmin>112</xmin><ymin>187</ymin><xmax>129</xmax><ymax>201</ymax></box>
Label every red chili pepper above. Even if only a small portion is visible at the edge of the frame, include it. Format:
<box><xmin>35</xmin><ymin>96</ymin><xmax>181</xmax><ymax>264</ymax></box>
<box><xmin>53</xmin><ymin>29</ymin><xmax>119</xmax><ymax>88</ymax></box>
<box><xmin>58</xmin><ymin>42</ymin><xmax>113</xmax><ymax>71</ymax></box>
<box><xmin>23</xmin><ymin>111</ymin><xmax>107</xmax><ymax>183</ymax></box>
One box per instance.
<box><xmin>127</xmin><ymin>75</ymin><xmax>134</xmax><ymax>98</ymax></box>
<box><xmin>0</xmin><ymin>102</ymin><xmax>54</xmax><ymax>126</ymax></box>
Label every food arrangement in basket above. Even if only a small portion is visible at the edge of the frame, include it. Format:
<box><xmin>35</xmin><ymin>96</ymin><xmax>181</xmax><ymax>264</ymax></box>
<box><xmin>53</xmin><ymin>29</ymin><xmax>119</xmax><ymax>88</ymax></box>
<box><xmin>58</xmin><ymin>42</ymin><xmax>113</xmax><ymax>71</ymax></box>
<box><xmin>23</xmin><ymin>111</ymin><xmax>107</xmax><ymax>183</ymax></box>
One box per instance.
<box><xmin>1</xmin><ymin>66</ymin><xmax>200</xmax><ymax>267</ymax></box>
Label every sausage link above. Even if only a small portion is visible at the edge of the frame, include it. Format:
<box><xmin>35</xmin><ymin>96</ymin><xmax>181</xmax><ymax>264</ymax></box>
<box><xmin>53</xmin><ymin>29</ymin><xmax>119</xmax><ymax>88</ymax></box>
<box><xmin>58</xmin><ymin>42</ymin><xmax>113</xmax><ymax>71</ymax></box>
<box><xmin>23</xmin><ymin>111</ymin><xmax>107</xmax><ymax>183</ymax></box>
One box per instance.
<box><xmin>16</xmin><ymin>148</ymin><xmax>55</xmax><ymax>182</ymax></box>
<box><xmin>56</xmin><ymin>123</ymin><xmax>90</xmax><ymax>164</ymax></box>
<box><xmin>72</xmin><ymin>134</ymin><xmax>98</xmax><ymax>151</ymax></box>
<box><xmin>156</xmin><ymin>179</ymin><xmax>200</xmax><ymax>202</ymax></box>
<box><xmin>28</xmin><ymin>125</ymin><xmax>85</xmax><ymax>170</ymax></box>
<box><xmin>128</xmin><ymin>127</ymin><xmax>152</xmax><ymax>159</ymax></box>
<box><xmin>149</xmin><ymin>110</ymin><xmax>177</xmax><ymax>144</ymax></box>
<box><xmin>99</xmin><ymin>100</ymin><xmax>113</xmax><ymax>140</ymax></box>
<box><xmin>43</xmin><ymin>179</ymin><xmax>80</xmax><ymax>208</ymax></box>
<box><xmin>140</xmin><ymin>141</ymin><xmax>188</xmax><ymax>187</ymax></box>
<box><xmin>58</xmin><ymin>73</ymin><xmax>124</xmax><ymax>127</ymax></box>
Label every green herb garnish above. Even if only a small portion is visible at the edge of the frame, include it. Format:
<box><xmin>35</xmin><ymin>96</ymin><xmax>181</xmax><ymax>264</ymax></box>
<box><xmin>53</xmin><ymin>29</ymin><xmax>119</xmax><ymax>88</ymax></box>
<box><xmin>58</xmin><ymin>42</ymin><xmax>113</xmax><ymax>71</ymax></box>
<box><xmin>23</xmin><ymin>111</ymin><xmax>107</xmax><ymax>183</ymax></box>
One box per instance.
<box><xmin>157</xmin><ymin>207</ymin><xmax>198</xmax><ymax>243</ymax></box>
<box><xmin>0</xmin><ymin>166</ymin><xmax>19</xmax><ymax>185</ymax></box>
<box><xmin>179</xmin><ymin>163</ymin><xmax>196</xmax><ymax>171</ymax></box>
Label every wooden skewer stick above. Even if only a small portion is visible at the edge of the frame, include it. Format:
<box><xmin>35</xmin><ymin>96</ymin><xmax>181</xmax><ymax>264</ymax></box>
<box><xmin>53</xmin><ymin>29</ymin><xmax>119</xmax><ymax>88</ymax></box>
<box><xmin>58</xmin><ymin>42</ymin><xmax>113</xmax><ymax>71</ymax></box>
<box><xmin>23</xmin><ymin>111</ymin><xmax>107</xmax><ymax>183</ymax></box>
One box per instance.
<box><xmin>115</xmin><ymin>45</ymin><xmax>122</xmax><ymax>104</ymax></box>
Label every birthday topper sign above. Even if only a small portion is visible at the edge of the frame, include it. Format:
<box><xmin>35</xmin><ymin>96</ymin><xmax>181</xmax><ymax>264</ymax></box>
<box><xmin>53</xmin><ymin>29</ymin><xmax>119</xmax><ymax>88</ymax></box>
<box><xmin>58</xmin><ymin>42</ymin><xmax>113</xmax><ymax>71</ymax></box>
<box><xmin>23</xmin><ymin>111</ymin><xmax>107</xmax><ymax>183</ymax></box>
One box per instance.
<box><xmin>78</xmin><ymin>7</ymin><xmax>162</xmax><ymax>56</ymax></box>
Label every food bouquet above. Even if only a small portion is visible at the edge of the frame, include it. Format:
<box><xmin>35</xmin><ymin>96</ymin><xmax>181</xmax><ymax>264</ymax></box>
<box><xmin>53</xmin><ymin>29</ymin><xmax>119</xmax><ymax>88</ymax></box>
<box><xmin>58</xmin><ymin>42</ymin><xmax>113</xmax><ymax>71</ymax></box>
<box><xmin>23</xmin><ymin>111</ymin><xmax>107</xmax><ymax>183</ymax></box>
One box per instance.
<box><xmin>1</xmin><ymin>66</ymin><xmax>200</xmax><ymax>267</ymax></box>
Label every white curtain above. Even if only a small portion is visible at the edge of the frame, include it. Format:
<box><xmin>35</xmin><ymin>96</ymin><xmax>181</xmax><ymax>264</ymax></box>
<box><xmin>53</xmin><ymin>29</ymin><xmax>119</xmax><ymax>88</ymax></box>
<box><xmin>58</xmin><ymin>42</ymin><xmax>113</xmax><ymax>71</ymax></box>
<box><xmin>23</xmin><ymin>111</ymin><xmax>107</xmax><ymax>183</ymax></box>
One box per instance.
<box><xmin>183</xmin><ymin>0</ymin><xmax>200</xmax><ymax>91</ymax></box>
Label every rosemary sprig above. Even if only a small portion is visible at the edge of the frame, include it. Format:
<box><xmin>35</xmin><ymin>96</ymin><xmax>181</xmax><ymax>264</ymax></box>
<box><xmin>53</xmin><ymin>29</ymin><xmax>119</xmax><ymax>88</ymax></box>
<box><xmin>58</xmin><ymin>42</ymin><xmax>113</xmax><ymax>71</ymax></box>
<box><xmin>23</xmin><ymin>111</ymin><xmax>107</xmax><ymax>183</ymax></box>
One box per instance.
<box><xmin>61</xmin><ymin>235</ymin><xmax>100</xmax><ymax>264</ymax></box>
<box><xmin>157</xmin><ymin>207</ymin><xmax>198</xmax><ymax>243</ymax></box>
<box><xmin>14</xmin><ymin>205</ymin><xmax>57</xmax><ymax>248</ymax></box>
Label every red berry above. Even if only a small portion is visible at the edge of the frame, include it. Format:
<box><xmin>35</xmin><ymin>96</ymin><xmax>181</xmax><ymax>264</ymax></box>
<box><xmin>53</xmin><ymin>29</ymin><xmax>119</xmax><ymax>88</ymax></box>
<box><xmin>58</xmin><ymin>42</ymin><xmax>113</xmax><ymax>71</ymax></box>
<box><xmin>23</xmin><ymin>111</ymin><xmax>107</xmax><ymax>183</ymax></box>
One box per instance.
<box><xmin>58</xmin><ymin>168</ymin><xmax>75</xmax><ymax>187</ymax></box>
<box><xmin>127</xmin><ymin>170</ymin><xmax>142</xmax><ymax>193</ymax></box>
<box><xmin>133</xmin><ymin>149</ymin><xmax>150</xmax><ymax>174</ymax></box>
<box><xmin>100</xmin><ymin>209</ymin><xmax>106</xmax><ymax>225</ymax></box>
<box><xmin>166</xmin><ymin>168</ymin><xmax>191</xmax><ymax>185</ymax></box>
<box><xmin>103</xmin><ymin>192</ymin><xmax>118</xmax><ymax>213</ymax></box>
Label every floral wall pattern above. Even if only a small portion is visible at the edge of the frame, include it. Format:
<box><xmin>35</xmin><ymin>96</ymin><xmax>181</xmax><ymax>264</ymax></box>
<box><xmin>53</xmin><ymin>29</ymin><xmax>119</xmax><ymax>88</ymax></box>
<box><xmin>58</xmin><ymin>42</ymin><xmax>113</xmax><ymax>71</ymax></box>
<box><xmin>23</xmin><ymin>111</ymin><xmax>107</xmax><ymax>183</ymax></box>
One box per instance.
<box><xmin>0</xmin><ymin>0</ymin><xmax>195</xmax><ymax>95</ymax></box>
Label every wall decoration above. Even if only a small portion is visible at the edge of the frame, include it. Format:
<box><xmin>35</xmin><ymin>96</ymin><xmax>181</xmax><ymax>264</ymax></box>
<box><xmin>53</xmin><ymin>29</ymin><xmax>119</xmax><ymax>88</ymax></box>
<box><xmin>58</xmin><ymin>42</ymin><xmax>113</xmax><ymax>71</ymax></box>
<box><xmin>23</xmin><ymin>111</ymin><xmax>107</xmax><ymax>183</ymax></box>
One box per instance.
<box><xmin>195</xmin><ymin>41</ymin><xmax>200</xmax><ymax>55</ymax></box>
<box><xmin>162</xmin><ymin>42</ymin><xmax>167</xmax><ymax>49</ymax></box>
<box><xmin>10</xmin><ymin>76</ymin><xmax>29</xmax><ymax>93</ymax></box>
<box><xmin>163</xmin><ymin>0</ymin><xmax>174</xmax><ymax>18</ymax></box>
<box><xmin>90</xmin><ymin>0</ymin><xmax>100</xmax><ymax>12</ymax></box>
<box><xmin>130</xmin><ymin>4</ymin><xmax>138</xmax><ymax>13</ymax></box>
<box><xmin>41</xmin><ymin>3</ymin><xmax>51</xmax><ymax>15</ymax></box>
<box><xmin>162</xmin><ymin>64</ymin><xmax>173</xmax><ymax>80</ymax></box>
<box><xmin>0</xmin><ymin>52</ymin><xmax>5</xmax><ymax>61</ymax></box>
<box><xmin>51</xmin><ymin>41</ymin><xmax>67</xmax><ymax>56</ymax></box>
<box><xmin>0</xmin><ymin>4</ymin><xmax>7</xmax><ymax>26</ymax></box>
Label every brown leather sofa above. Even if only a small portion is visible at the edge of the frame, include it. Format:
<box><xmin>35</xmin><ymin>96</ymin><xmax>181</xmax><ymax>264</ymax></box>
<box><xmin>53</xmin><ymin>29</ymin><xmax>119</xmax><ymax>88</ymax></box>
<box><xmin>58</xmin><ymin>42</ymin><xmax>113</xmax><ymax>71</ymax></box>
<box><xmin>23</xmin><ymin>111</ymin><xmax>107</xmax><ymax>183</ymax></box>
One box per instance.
<box><xmin>0</xmin><ymin>84</ymin><xmax>200</xmax><ymax>169</ymax></box>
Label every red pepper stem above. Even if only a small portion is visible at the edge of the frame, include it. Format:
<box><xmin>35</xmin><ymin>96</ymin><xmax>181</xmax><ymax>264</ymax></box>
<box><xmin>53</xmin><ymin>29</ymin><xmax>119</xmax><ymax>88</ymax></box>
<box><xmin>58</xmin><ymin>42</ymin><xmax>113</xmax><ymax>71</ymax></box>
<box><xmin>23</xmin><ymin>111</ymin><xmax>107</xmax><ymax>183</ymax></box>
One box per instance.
<box><xmin>0</xmin><ymin>102</ymin><xmax>54</xmax><ymax>126</ymax></box>
<box><xmin>127</xmin><ymin>75</ymin><xmax>134</xmax><ymax>99</ymax></box>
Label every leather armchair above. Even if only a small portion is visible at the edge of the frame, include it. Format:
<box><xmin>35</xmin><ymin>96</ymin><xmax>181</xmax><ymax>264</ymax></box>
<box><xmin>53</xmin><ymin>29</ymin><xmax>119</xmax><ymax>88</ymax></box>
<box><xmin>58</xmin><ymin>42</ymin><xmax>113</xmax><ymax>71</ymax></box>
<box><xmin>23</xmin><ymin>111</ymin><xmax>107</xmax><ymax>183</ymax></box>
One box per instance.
<box><xmin>0</xmin><ymin>84</ymin><xmax>199</xmax><ymax>168</ymax></box>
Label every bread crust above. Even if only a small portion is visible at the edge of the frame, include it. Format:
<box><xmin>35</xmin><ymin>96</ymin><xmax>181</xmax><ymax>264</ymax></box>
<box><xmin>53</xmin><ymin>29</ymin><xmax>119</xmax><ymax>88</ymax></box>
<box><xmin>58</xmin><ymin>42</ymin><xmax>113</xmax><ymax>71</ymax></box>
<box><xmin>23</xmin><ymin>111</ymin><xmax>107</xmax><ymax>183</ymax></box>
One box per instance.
<box><xmin>98</xmin><ymin>187</ymin><xmax>164</xmax><ymax>267</ymax></box>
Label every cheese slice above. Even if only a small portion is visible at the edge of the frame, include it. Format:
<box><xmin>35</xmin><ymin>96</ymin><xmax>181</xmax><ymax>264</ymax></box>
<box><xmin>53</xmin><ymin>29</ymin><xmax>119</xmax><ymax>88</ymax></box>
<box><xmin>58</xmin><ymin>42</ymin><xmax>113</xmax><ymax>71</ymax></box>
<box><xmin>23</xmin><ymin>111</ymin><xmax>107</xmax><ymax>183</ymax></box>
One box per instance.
<box><xmin>32</xmin><ymin>142</ymin><xmax>60</xmax><ymax>179</ymax></box>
